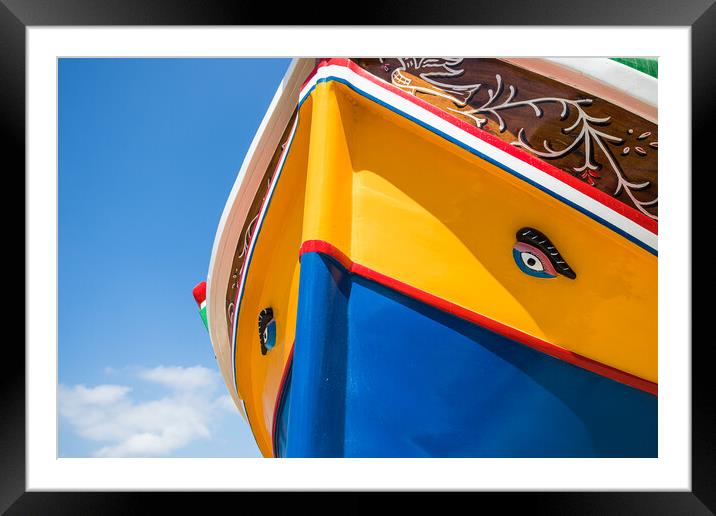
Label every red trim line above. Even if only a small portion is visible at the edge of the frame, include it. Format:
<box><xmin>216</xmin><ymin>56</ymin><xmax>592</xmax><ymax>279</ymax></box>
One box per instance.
<box><xmin>299</xmin><ymin>239</ymin><xmax>658</xmax><ymax>396</ymax></box>
<box><xmin>271</xmin><ymin>343</ymin><xmax>295</xmax><ymax>458</ymax></box>
<box><xmin>302</xmin><ymin>58</ymin><xmax>657</xmax><ymax>235</ymax></box>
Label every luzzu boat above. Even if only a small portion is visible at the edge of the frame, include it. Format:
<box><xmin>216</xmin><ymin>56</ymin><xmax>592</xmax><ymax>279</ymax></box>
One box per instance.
<box><xmin>193</xmin><ymin>58</ymin><xmax>658</xmax><ymax>458</ymax></box>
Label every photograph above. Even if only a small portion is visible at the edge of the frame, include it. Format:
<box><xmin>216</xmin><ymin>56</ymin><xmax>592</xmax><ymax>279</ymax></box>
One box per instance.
<box><xmin>59</xmin><ymin>56</ymin><xmax>659</xmax><ymax>459</ymax></box>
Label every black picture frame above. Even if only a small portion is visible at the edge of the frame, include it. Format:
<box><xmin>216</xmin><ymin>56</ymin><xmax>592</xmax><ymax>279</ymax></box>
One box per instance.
<box><xmin>3</xmin><ymin>1</ymin><xmax>708</xmax><ymax>513</ymax></box>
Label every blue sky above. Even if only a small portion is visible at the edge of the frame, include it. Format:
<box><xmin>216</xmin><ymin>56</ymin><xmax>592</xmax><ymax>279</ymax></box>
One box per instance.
<box><xmin>58</xmin><ymin>58</ymin><xmax>292</xmax><ymax>457</ymax></box>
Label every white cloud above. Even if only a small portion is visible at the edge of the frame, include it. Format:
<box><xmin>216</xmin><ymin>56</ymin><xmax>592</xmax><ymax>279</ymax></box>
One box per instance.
<box><xmin>63</xmin><ymin>384</ymin><xmax>131</xmax><ymax>405</ymax></box>
<box><xmin>59</xmin><ymin>365</ymin><xmax>238</xmax><ymax>457</ymax></box>
<box><xmin>138</xmin><ymin>365</ymin><xmax>217</xmax><ymax>391</ymax></box>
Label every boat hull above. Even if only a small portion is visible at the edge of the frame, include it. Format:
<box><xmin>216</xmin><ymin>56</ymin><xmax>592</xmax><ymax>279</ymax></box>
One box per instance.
<box><xmin>277</xmin><ymin>249</ymin><xmax>657</xmax><ymax>458</ymax></box>
<box><xmin>206</xmin><ymin>59</ymin><xmax>659</xmax><ymax>457</ymax></box>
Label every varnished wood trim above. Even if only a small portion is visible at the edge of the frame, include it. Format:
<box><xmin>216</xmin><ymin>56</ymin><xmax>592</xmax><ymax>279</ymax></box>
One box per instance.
<box><xmin>501</xmin><ymin>58</ymin><xmax>658</xmax><ymax>123</ymax></box>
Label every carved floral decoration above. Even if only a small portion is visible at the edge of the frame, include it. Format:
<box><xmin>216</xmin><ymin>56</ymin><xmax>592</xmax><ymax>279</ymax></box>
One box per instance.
<box><xmin>378</xmin><ymin>58</ymin><xmax>658</xmax><ymax>220</ymax></box>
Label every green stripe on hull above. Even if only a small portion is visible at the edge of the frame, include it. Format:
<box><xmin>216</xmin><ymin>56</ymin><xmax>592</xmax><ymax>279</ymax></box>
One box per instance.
<box><xmin>199</xmin><ymin>306</ymin><xmax>208</xmax><ymax>330</ymax></box>
<box><xmin>610</xmin><ymin>58</ymin><xmax>658</xmax><ymax>79</ymax></box>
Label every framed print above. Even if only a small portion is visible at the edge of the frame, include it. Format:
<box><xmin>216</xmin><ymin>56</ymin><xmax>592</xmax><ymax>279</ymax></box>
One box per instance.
<box><xmin>3</xmin><ymin>0</ymin><xmax>709</xmax><ymax>513</ymax></box>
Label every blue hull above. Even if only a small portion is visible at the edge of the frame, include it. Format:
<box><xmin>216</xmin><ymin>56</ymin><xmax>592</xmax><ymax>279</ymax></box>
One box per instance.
<box><xmin>276</xmin><ymin>251</ymin><xmax>657</xmax><ymax>457</ymax></box>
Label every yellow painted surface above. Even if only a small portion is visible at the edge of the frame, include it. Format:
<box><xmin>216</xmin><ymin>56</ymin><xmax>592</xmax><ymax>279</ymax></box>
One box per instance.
<box><xmin>300</xmin><ymin>81</ymin><xmax>657</xmax><ymax>381</ymax></box>
<box><xmin>235</xmin><ymin>81</ymin><xmax>657</xmax><ymax>455</ymax></box>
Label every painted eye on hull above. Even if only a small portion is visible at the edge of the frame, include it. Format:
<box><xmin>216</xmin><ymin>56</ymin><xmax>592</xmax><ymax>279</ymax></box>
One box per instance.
<box><xmin>512</xmin><ymin>227</ymin><xmax>576</xmax><ymax>280</ymax></box>
<box><xmin>258</xmin><ymin>307</ymin><xmax>277</xmax><ymax>355</ymax></box>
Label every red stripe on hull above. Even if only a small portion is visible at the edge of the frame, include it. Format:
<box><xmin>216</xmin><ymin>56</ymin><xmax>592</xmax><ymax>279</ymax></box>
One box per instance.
<box><xmin>192</xmin><ymin>281</ymin><xmax>207</xmax><ymax>306</ymax></box>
